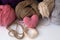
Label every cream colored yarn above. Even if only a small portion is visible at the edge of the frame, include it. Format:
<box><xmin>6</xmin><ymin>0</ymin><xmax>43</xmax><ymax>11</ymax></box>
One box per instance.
<box><xmin>38</xmin><ymin>0</ymin><xmax>54</xmax><ymax>18</ymax></box>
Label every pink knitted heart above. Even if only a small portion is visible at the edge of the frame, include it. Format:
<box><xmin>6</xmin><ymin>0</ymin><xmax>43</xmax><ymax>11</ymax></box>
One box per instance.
<box><xmin>23</xmin><ymin>15</ymin><xmax>39</xmax><ymax>28</ymax></box>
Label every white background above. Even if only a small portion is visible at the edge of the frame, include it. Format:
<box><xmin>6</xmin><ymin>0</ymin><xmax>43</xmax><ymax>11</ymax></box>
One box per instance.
<box><xmin>0</xmin><ymin>19</ymin><xmax>60</xmax><ymax>40</ymax></box>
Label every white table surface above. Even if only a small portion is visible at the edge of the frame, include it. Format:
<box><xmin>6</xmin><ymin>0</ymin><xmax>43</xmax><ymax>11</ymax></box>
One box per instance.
<box><xmin>0</xmin><ymin>19</ymin><xmax>60</xmax><ymax>40</ymax></box>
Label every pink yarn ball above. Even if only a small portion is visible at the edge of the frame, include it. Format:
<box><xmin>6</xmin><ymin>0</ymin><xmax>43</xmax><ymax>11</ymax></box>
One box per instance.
<box><xmin>0</xmin><ymin>5</ymin><xmax>16</xmax><ymax>27</ymax></box>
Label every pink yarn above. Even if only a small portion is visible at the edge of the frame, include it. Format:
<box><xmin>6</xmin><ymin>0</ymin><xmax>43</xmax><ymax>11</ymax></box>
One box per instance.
<box><xmin>23</xmin><ymin>15</ymin><xmax>39</xmax><ymax>28</ymax></box>
<box><xmin>0</xmin><ymin>5</ymin><xmax>16</xmax><ymax>26</ymax></box>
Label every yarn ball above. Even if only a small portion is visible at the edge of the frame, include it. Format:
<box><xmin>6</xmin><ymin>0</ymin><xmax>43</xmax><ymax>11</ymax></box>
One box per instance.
<box><xmin>23</xmin><ymin>15</ymin><xmax>39</xmax><ymax>28</ymax></box>
<box><xmin>1</xmin><ymin>0</ymin><xmax>23</xmax><ymax>8</ymax></box>
<box><xmin>0</xmin><ymin>5</ymin><xmax>16</xmax><ymax>26</ymax></box>
<box><xmin>26</xmin><ymin>28</ymin><xmax>38</xmax><ymax>38</ymax></box>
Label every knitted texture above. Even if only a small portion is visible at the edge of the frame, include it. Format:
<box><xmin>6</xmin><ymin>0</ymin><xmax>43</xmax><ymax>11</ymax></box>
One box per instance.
<box><xmin>23</xmin><ymin>15</ymin><xmax>39</xmax><ymax>28</ymax></box>
<box><xmin>0</xmin><ymin>5</ymin><xmax>16</xmax><ymax>26</ymax></box>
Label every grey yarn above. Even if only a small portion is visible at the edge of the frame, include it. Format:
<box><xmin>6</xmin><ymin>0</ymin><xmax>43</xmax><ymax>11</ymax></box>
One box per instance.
<box><xmin>51</xmin><ymin>0</ymin><xmax>60</xmax><ymax>25</ymax></box>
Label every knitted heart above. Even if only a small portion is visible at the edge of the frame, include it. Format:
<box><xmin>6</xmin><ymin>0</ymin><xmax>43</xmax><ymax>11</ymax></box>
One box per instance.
<box><xmin>23</xmin><ymin>15</ymin><xmax>39</xmax><ymax>28</ymax></box>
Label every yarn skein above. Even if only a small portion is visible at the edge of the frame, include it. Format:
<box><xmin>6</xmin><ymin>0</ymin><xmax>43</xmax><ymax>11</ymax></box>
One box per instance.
<box><xmin>15</xmin><ymin>0</ymin><xmax>40</xmax><ymax>19</ymax></box>
<box><xmin>1</xmin><ymin>0</ymin><xmax>23</xmax><ymax>8</ymax></box>
<box><xmin>38</xmin><ymin>0</ymin><xmax>54</xmax><ymax>18</ymax></box>
<box><xmin>0</xmin><ymin>5</ymin><xmax>16</xmax><ymax>27</ymax></box>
